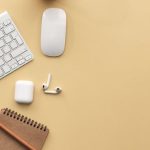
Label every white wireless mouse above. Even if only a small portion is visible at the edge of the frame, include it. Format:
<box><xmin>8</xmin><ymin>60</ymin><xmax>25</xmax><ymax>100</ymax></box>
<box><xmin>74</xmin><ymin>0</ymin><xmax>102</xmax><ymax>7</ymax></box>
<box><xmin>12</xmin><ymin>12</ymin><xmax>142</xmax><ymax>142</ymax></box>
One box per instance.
<box><xmin>41</xmin><ymin>8</ymin><xmax>66</xmax><ymax>56</ymax></box>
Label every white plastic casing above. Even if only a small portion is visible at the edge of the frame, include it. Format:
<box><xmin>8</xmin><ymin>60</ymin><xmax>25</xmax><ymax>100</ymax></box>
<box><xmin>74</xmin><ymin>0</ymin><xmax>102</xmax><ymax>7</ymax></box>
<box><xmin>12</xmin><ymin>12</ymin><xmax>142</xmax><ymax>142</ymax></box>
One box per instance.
<box><xmin>15</xmin><ymin>80</ymin><xmax>34</xmax><ymax>104</ymax></box>
<box><xmin>41</xmin><ymin>8</ymin><xmax>66</xmax><ymax>56</ymax></box>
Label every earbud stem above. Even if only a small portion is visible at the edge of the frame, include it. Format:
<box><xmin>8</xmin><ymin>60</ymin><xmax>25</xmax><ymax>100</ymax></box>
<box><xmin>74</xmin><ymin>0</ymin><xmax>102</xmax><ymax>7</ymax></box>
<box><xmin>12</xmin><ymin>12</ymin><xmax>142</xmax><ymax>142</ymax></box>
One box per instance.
<box><xmin>44</xmin><ymin>90</ymin><xmax>61</xmax><ymax>94</ymax></box>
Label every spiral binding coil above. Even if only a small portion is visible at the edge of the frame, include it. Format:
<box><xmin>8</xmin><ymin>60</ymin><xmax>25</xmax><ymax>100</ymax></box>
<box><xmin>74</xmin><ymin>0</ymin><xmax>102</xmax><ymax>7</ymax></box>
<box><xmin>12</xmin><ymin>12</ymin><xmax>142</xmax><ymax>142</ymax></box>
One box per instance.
<box><xmin>1</xmin><ymin>108</ymin><xmax>47</xmax><ymax>132</ymax></box>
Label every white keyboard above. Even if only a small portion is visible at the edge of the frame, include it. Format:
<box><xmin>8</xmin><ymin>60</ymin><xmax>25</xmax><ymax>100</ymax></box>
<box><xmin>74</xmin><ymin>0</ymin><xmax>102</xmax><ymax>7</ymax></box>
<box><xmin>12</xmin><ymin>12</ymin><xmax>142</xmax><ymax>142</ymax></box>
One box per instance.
<box><xmin>0</xmin><ymin>11</ymin><xmax>33</xmax><ymax>79</ymax></box>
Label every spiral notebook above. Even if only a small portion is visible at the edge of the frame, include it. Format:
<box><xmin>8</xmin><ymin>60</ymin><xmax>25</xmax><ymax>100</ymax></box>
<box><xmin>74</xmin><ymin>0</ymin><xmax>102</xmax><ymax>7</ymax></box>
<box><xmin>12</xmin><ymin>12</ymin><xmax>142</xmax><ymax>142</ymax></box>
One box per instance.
<box><xmin>0</xmin><ymin>108</ymin><xmax>49</xmax><ymax>150</ymax></box>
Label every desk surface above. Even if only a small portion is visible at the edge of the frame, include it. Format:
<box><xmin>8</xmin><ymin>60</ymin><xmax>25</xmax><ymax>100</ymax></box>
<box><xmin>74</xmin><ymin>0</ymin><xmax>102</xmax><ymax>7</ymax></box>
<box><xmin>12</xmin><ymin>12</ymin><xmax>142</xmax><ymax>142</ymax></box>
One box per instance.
<box><xmin>1</xmin><ymin>0</ymin><xmax>150</xmax><ymax>150</ymax></box>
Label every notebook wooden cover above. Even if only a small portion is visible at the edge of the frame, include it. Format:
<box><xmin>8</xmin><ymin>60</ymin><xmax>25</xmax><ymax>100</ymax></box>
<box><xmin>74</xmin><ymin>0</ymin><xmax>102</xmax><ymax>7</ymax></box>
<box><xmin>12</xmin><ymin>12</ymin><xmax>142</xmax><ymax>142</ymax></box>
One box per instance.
<box><xmin>0</xmin><ymin>108</ymin><xmax>49</xmax><ymax>150</ymax></box>
<box><xmin>0</xmin><ymin>127</ymin><xmax>29</xmax><ymax>150</ymax></box>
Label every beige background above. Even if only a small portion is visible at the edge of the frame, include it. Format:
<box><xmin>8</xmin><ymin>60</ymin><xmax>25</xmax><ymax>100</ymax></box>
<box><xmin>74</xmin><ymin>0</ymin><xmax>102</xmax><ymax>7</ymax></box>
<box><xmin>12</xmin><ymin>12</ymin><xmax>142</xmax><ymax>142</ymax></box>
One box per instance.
<box><xmin>0</xmin><ymin>0</ymin><xmax>150</xmax><ymax>150</ymax></box>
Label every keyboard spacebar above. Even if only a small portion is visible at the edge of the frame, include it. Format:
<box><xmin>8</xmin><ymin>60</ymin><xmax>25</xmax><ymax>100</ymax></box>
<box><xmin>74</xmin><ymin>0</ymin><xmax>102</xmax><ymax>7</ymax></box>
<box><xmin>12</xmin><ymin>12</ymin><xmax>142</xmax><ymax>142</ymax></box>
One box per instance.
<box><xmin>11</xmin><ymin>46</ymin><xmax>27</xmax><ymax>58</ymax></box>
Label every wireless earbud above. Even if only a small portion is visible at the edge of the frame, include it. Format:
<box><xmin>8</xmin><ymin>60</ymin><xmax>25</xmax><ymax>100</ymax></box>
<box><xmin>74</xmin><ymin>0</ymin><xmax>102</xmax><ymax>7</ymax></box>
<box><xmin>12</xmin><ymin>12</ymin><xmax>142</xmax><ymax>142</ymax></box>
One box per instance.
<box><xmin>44</xmin><ymin>87</ymin><xmax>62</xmax><ymax>94</ymax></box>
<box><xmin>42</xmin><ymin>73</ymin><xmax>62</xmax><ymax>95</ymax></box>
<box><xmin>42</xmin><ymin>73</ymin><xmax>51</xmax><ymax>91</ymax></box>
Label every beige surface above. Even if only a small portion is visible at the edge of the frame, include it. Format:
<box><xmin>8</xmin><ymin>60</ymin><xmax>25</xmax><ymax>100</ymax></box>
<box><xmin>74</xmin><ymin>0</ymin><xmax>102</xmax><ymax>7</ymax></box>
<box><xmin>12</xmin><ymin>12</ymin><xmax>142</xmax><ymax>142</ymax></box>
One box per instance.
<box><xmin>0</xmin><ymin>0</ymin><xmax>150</xmax><ymax>150</ymax></box>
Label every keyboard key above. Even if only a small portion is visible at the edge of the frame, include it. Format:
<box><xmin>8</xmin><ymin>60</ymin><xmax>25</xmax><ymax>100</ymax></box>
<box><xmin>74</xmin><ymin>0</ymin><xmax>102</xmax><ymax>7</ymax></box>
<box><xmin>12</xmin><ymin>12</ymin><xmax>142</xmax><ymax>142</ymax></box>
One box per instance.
<box><xmin>0</xmin><ymin>59</ymin><xmax>4</xmax><ymax>66</ymax></box>
<box><xmin>4</xmin><ymin>54</ymin><xmax>12</xmax><ymax>62</ymax></box>
<box><xmin>22</xmin><ymin>51</ymin><xmax>31</xmax><ymax>57</ymax></box>
<box><xmin>0</xmin><ymin>40</ymin><xmax>4</xmax><ymax>47</ymax></box>
<box><xmin>3</xmin><ymin>45</ymin><xmax>11</xmax><ymax>53</ymax></box>
<box><xmin>25</xmin><ymin>55</ymin><xmax>32</xmax><ymax>61</ymax></box>
<box><xmin>8</xmin><ymin>59</ymin><xmax>17</xmax><ymax>66</ymax></box>
<box><xmin>11</xmin><ymin>31</ymin><xmax>18</xmax><ymax>39</ymax></box>
<box><xmin>11</xmin><ymin>63</ymin><xmax>18</xmax><ymax>69</ymax></box>
<box><xmin>9</xmin><ymin>24</ymin><xmax>15</xmax><ymax>31</ymax></box>
<box><xmin>16</xmin><ymin>36</ymin><xmax>23</xmax><ymax>45</ymax></box>
<box><xmin>10</xmin><ymin>40</ymin><xmax>17</xmax><ymax>49</ymax></box>
<box><xmin>4</xmin><ymin>35</ymin><xmax>12</xmax><ymax>43</ymax></box>
<box><xmin>0</xmin><ymin>69</ymin><xmax>3</xmax><ymax>76</ymax></box>
<box><xmin>0</xmin><ymin>23</ymin><xmax>3</xmax><ymax>29</ymax></box>
<box><xmin>3</xmin><ymin>26</ymin><xmax>11</xmax><ymax>34</ymax></box>
<box><xmin>2</xmin><ymin>65</ymin><xmax>10</xmax><ymax>73</ymax></box>
<box><xmin>18</xmin><ymin>59</ymin><xmax>25</xmax><ymax>65</ymax></box>
<box><xmin>0</xmin><ymin>31</ymin><xmax>4</xmax><ymax>38</ymax></box>
<box><xmin>11</xmin><ymin>45</ymin><xmax>26</xmax><ymax>58</ymax></box>
<box><xmin>0</xmin><ymin>50</ymin><xmax>3</xmax><ymax>56</ymax></box>
<box><xmin>4</xmin><ymin>24</ymin><xmax>14</xmax><ymax>34</ymax></box>
<box><xmin>3</xmin><ymin>19</ymin><xmax>11</xmax><ymax>26</ymax></box>
<box><xmin>16</xmin><ymin>56</ymin><xmax>23</xmax><ymax>61</ymax></box>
